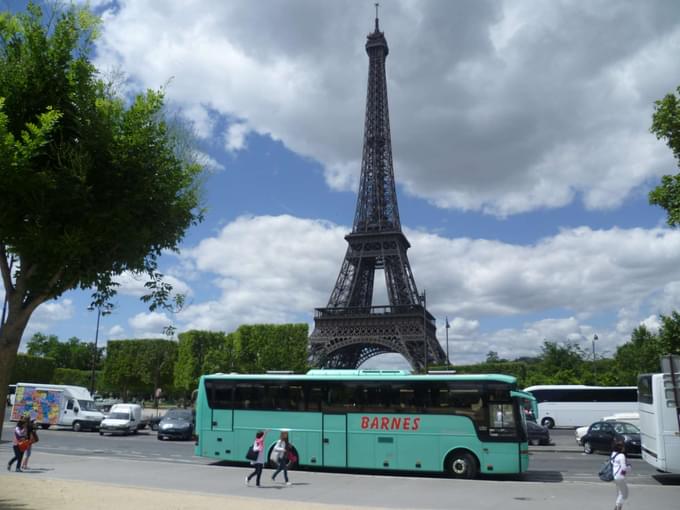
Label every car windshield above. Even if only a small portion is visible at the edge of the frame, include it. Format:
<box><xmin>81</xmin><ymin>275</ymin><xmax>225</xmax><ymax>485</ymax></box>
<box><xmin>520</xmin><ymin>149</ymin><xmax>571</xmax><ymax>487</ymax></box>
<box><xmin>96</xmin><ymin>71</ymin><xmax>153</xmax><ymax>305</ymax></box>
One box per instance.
<box><xmin>613</xmin><ymin>423</ymin><xmax>639</xmax><ymax>434</ymax></box>
<box><xmin>108</xmin><ymin>412</ymin><xmax>130</xmax><ymax>420</ymax></box>
<box><xmin>78</xmin><ymin>400</ymin><xmax>98</xmax><ymax>411</ymax></box>
<box><xmin>164</xmin><ymin>409</ymin><xmax>192</xmax><ymax>421</ymax></box>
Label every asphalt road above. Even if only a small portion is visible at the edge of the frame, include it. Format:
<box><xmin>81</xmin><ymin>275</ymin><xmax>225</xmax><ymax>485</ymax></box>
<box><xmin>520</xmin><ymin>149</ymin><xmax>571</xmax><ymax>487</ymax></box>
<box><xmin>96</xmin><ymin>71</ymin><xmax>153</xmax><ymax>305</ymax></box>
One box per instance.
<box><xmin>2</xmin><ymin>415</ymin><xmax>676</xmax><ymax>487</ymax></box>
<box><xmin>3</xmin><ymin>413</ymin><xmax>680</xmax><ymax>510</ymax></box>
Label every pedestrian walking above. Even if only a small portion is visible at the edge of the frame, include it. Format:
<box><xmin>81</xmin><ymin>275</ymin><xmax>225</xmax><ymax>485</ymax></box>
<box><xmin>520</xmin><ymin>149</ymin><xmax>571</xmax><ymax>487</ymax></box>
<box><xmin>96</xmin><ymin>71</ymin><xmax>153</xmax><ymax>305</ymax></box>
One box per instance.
<box><xmin>7</xmin><ymin>417</ymin><xmax>27</xmax><ymax>472</ymax></box>
<box><xmin>611</xmin><ymin>439</ymin><xmax>631</xmax><ymax>510</ymax></box>
<box><xmin>245</xmin><ymin>429</ymin><xmax>268</xmax><ymax>487</ymax></box>
<box><xmin>271</xmin><ymin>430</ymin><xmax>292</xmax><ymax>486</ymax></box>
<box><xmin>21</xmin><ymin>420</ymin><xmax>39</xmax><ymax>470</ymax></box>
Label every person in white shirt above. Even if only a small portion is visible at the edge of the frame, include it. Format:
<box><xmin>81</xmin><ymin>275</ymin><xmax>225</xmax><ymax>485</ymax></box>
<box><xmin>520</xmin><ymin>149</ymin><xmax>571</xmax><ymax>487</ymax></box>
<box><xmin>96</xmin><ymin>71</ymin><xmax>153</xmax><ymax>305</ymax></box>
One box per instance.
<box><xmin>271</xmin><ymin>430</ymin><xmax>292</xmax><ymax>486</ymax></box>
<box><xmin>611</xmin><ymin>439</ymin><xmax>630</xmax><ymax>510</ymax></box>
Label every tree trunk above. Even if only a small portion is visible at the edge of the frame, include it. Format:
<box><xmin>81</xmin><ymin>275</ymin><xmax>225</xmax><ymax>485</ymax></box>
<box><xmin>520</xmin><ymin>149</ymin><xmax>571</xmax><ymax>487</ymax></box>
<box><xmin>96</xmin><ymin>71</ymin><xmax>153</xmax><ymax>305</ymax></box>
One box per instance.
<box><xmin>0</xmin><ymin>308</ymin><xmax>34</xmax><ymax>432</ymax></box>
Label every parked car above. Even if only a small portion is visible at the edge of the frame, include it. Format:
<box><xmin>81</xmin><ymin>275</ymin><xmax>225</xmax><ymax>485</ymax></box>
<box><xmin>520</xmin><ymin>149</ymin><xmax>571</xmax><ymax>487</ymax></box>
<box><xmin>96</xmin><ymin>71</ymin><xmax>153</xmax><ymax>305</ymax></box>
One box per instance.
<box><xmin>581</xmin><ymin>421</ymin><xmax>641</xmax><ymax>455</ymax></box>
<box><xmin>575</xmin><ymin>413</ymin><xmax>640</xmax><ymax>446</ymax></box>
<box><xmin>99</xmin><ymin>403</ymin><xmax>143</xmax><ymax>436</ymax></box>
<box><xmin>157</xmin><ymin>408</ymin><xmax>194</xmax><ymax>441</ymax></box>
<box><xmin>527</xmin><ymin>420</ymin><xmax>552</xmax><ymax>445</ymax></box>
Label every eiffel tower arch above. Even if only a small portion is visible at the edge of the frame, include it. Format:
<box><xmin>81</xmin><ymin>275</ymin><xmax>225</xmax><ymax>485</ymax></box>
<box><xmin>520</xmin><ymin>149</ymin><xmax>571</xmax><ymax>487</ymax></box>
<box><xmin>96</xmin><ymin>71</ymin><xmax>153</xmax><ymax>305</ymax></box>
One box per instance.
<box><xmin>309</xmin><ymin>15</ymin><xmax>447</xmax><ymax>371</ymax></box>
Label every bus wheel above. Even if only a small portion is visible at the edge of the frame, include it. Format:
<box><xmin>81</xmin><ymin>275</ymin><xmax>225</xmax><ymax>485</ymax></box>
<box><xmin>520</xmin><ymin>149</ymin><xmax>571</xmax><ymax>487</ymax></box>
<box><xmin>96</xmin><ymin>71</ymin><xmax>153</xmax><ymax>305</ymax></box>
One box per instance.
<box><xmin>540</xmin><ymin>417</ymin><xmax>554</xmax><ymax>429</ymax></box>
<box><xmin>72</xmin><ymin>421</ymin><xmax>82</xmax><ymax>432</ymax></box>
<box><xmin>40</xmin><ymin>424</ymin><xmax>50</xmax><ymax>430</ymax></box>
<box><xmin>445</xmin><ymin>450</ymin><xmax>478</xmax><ymax>479</ymax></box>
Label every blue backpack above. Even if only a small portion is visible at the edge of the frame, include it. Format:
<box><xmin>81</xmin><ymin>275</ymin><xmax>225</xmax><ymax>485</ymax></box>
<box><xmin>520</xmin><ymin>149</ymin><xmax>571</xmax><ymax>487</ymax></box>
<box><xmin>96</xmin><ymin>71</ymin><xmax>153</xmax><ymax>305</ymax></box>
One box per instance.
<box><xmin>598</xmin><ymin>453</ymin><xmax>619</xmax><ymax>482</ymax></box>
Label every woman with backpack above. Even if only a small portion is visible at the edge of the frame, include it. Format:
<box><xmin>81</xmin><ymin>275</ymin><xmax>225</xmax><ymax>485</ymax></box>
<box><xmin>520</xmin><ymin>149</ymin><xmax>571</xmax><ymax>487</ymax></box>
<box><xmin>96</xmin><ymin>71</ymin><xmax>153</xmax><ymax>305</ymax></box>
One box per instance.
<box><xmin>270</xmin><ymin>430</ymin><xmax>292</xmax><ymax>486</ymax></box>
<box><xmin>611</xmin><ymin>439</ymin><xmax>631</xmax><ymax>510</ymax></box>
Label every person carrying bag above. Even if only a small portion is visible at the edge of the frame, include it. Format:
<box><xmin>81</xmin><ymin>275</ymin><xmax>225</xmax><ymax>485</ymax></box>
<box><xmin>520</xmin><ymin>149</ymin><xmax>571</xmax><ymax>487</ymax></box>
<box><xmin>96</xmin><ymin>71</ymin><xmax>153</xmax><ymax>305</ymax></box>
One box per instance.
<box><xmin>610</xmin><ymin>439</ymin><xmax>631</xmax><ymax>510</ymax></box>
<box><xmin>245</xmin><ymin>429</ymin><xmax>268</xmax><ymax>487</ymax></box>
<box><xmin>271</xmin><ymin>430</ymin><xmax>292</xmax><ymax>486</ymax></box>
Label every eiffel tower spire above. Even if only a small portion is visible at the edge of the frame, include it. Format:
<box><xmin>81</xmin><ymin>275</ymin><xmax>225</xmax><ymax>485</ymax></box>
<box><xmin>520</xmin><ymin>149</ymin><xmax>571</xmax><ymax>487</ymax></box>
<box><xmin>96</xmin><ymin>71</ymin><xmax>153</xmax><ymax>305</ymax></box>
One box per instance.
<box><xmin>309</xmin><ymin>15</ymin><xmax>447</xmax><ymax>371</ymax></box>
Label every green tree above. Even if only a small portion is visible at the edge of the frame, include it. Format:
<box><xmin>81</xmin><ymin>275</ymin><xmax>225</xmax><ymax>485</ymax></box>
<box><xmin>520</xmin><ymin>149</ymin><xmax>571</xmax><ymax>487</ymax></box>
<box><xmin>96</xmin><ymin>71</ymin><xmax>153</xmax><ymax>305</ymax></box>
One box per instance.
<box><xmin>26</xmin><ymin>332</ymin><xmax>103</xmax><ymax>370</ymax></box>
<box><xmin>527</xmin><ymin>341</ymin><xmax>587</xmax><ymax>385</ymax></box>
<box><xmin>9</xmin><ymin>353</ymin><xmax>56</xmax><ymax>383</ymax></box>
<box><xmin>649</xmin><ymin>85</ymin><xmax>680</xmax><ymax>225</ymax></box>
<box><xmin>612</xmin><ymin>325</ymin><xmax>663</xmax><ymax>384</ymax></box>
<box><xmin>485</xmin><ymin>350</ymin><xmax>505</xmax><ymax>363</ymax></box>
<box><xmin>174</xmin><ymin>330</ymin><xmax>227</xmax><ymax>393</ymax></box>
<box><xmin>657</xmin><ymin>311</ymin><xmax>680</xmax><ymax>356</ymax></box>
<box><xmin>136</xmin><ymin>339</ymin><xmax>178</xmax><ymax>398</ymax></box>
<box><xmin>0</xmin><ymin>3</ymin><xmax>203</xmax><ymax>426</ymax></box>
<box><xmin>234</xmin><ymin>323</ymin><xmax>309</xmax><ymax>373</ymax></box>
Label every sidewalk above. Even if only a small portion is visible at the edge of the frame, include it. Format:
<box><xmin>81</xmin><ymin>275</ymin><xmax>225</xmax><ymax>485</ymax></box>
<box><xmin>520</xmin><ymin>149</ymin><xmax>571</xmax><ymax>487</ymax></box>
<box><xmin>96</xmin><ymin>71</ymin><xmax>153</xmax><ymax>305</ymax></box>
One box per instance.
<box><xmin>0</xmin><ymin>477</ymin><xmax>378</xmax><ymax>510</ymax></box>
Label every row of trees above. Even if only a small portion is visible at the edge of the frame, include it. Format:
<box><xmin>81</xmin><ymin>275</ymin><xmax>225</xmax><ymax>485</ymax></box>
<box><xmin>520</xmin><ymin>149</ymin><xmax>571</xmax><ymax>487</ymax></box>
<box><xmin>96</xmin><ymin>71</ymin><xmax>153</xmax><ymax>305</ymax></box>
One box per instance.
<box><xmin>445</xmin><ymin>312</ymin><xmax>680</xmax><ymax>388</ymax></box>
<box><xmin>11</xmin><ymin>311</ymin><xmax>679</xmax><ymax>399</ymax></box>
<box><xmin>11</xmin><ymin>324</ymin><xmax>310</xmax><ymax>400</ymax></box>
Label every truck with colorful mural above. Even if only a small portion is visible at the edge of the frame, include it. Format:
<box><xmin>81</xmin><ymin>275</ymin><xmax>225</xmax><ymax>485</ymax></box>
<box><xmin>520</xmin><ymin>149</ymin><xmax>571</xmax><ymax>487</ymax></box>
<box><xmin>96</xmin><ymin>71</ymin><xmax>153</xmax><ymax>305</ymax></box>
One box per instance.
<box><xmin>11</xmin><ymin>383</ymin><xmax>105</xmax><ymax>431</ymax></box>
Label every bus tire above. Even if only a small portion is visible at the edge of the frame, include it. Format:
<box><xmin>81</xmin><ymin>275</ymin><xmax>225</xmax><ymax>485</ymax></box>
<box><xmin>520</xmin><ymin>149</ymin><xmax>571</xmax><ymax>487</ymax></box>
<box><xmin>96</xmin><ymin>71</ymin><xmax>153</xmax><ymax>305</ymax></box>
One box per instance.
<box><xmin>40</xmin><ymin>424</ymin><xmax>50</xmax><ymax>430</ymax></box>
<box><xmin>445</xmin><ymin>450</ymin><xmax>478</xmax><ymax>479</ymax></box>
<box><xmin>72</xmin><ymin>421</ymin><xmax>82</xmax><ymax>432</ymax></box>
<box><xmin>541</xmin><ymin>417</ymin><xmax>555</xmax><ymax>429</ymax></box>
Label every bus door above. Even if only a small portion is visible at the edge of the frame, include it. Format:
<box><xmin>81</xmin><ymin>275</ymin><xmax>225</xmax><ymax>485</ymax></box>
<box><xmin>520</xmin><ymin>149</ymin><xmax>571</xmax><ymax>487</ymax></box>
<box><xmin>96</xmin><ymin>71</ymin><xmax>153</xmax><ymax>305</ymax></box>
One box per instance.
<box><xmin>322</xmin><ymin>414</ymin><xmax>347</xmax><ymax>467</ymax></box>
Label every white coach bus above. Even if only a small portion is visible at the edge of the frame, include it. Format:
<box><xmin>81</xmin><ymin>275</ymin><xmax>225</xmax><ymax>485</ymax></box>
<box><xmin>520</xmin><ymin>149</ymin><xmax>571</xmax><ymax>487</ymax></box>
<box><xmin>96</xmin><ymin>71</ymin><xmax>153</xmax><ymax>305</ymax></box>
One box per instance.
<box><xmin>523</xmin><ymin>385</ymin><xmax>637</xmax><ymax>428</ymax></box>
<box><xmin>638</xmin><ymin>373</ymin><xmax>680</xmax><ymax>473</ymax></box>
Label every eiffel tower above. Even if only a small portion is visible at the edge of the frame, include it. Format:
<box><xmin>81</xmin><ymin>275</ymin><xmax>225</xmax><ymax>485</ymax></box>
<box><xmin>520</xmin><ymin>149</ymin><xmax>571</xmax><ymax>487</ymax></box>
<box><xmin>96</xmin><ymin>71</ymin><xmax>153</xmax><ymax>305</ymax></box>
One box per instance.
<box><xmin>309</xmin><ymin>13</ymin><xmax>447</xmax><ymax>371</ymax></box>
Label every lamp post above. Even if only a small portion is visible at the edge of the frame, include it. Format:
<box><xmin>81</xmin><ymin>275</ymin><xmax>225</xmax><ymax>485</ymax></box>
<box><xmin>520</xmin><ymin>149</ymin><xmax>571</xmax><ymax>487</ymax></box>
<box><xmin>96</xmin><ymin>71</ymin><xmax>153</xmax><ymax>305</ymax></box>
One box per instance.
<box><xmin>89</xmin><ymin>304</ymin><xmax>112</xmax><ymax>395</ymax></box>
<box><xmin>592</xmin><ymin>334</ymin><xmax>598</xmax><ymax>382</ymax></box>
<box><xmin>445</xmin><ymin>316</ymin><xmax>450</xmax><ymax>369</ymax></box>
<box><xmin>422</xmin><ymin>290</ymin><xmax>428</xmax><ymax>374</ymax></box>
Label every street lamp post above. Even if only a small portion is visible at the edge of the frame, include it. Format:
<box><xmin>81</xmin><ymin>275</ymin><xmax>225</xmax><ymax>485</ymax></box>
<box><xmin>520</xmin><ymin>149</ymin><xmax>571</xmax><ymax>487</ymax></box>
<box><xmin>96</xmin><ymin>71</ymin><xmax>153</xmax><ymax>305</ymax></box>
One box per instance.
<box><xmin>445</xmin><ymin>316</ymin><xmax>450</xmax><ymax>369</ymax></box>
<box><xmin>592</xmin><ymin>334</ymin><xmax>598</xmax><ymax>382</ymax></box>
<box><xmin>89</xmin><ymin>304</ymin><xmax>112</xmax><ymax>395</ymax></box>
<box><xmin>422</xmin><ymin>290</ymin><xmax>427</xmax><ymax>374</ymax></box>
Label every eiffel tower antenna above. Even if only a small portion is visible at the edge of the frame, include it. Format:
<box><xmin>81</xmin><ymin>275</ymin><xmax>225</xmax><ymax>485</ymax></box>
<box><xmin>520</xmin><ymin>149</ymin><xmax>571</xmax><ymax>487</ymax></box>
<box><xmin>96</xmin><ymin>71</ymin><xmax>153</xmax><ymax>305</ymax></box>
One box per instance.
<box><xmin>309</xmin><ymin>13</ymin><xmax>446</xmax><ymax>371</ymax></box>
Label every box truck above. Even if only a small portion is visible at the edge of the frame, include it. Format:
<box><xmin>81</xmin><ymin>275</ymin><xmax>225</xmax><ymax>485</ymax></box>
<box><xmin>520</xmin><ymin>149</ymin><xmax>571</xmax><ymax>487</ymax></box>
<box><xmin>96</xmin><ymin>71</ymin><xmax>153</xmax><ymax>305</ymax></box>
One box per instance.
<box><xmin>11</xmin><ymin>383</ymin><xmax>104</xmax><ymax>431</ymax></box>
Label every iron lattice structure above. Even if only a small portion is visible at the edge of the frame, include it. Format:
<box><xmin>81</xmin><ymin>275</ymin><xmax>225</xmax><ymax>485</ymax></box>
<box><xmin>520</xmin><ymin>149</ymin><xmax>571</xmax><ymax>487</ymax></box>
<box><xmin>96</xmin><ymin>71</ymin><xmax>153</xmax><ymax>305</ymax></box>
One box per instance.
<box><xmin>309</xmin><ymin>17</ymin><xmax>447</xmax><ymax>371</ymax></box>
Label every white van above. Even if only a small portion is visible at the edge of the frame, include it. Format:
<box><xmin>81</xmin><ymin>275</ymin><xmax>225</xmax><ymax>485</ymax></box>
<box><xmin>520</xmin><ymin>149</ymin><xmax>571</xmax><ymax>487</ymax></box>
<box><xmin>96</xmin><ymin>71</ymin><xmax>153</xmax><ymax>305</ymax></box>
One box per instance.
<box><xmin>99</xmin><ymin>403</ymin><xmax>143</xmax><ymax>435</ymax></box>
<box><xmin>11</xmin><ymin>383</ymin><xmax>104</xmax><ymax>431</ymax></box>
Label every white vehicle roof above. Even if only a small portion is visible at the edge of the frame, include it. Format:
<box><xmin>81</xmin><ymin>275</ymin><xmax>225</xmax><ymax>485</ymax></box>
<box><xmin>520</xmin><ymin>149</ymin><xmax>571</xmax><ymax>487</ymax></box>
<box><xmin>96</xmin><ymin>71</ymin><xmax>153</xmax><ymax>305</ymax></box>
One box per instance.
<box><xmin>110</xmin><ymin>403</ymin><xmax>141</xmax><ymax>411</ymax></box>
<box><xmin>16</xmin><ymin>382</ymin><xmax>92</xmax><ymax>400</ymax></box>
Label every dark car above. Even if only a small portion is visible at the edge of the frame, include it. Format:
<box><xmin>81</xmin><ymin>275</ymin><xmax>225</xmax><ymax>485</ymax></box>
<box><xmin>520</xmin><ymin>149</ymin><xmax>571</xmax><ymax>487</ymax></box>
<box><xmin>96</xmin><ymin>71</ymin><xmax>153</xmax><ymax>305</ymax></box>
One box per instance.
<box><xmin>581</xmin><ymin>421</ymin><xmax>641</xmax><ymax>455</ymax></box>
<box><xmin>156</xmin><ymin>408</ymin><xmax>194</xmax><ymax>441</ymax></box>
<box><xmin>526</xmin><ymin>420</ymin><xmax>551</xmax><ymax>445</ymax></box>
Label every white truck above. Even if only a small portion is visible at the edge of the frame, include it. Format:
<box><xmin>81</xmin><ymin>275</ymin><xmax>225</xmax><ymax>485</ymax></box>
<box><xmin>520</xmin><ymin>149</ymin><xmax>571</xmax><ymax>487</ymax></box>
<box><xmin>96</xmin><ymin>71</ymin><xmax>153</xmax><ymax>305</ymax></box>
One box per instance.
<box><xmin>10</xmin><ymin>383</ymin><xmax>104</xmax><ymax>432</ymax></box>
<box><xmin>99</xmin><ymin>403</ymin><xmax>144</xmax><ymax>435</ymax></box>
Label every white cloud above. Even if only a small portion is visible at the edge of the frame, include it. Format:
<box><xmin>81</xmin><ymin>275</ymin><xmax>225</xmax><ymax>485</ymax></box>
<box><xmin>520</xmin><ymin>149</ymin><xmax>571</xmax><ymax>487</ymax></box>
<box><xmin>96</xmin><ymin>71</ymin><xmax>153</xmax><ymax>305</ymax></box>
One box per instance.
<box><xmin>172</xmin><ymin>214</ymin><xmax>680</xmax><ymax>363</ymax></box>
<box><xmin>90</xmin><ymin>1</ymin><xmax>680</xmax><ymax>217</ymax></box>
<box><xmin>114</xmin><ymin>271</ymin><xmax>192</xmax><ymax>299</ymax></box>
<box><xmin>129</xmin><ymin>311</ymin><xmax>173</xmax><ymax>338</ymax></box>
<box><xmin>224</xmin><ymin>122</ymin><xmax>249</xmax><ymax>152</ymax></box>
<box><xmin>107</xmin><ymin>324</ymin><xmax>127</xmax><ymax>339</ymax></box>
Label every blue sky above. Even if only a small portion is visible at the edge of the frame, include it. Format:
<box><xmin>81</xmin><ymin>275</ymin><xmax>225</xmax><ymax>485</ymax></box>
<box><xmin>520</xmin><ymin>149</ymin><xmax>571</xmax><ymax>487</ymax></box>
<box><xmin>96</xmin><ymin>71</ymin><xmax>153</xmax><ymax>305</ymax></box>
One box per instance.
<box><xmin>7</xmin><ymin>0</ymin><xmax>680</xmax><ymax>367</ymax></box>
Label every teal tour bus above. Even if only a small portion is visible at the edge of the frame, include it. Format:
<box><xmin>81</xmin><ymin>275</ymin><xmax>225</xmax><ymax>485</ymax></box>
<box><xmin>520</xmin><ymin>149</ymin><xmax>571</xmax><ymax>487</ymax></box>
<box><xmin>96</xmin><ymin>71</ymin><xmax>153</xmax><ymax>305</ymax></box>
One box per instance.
<box><xmin>193</xmin><ymin>369</ymin><xmax>530</xmax><ymax>478</ymax></box>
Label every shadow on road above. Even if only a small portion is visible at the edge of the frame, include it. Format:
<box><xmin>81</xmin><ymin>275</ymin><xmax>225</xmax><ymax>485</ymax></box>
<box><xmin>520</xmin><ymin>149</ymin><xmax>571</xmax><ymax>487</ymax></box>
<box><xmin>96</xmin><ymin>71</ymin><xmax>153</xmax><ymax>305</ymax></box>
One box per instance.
<box><xmin>213</xmin><ymin>460</ymin><xmax>564</xmax><ymax>483</ymax></box>
<box><xmin>0</xmin><ymin>498</ymin><xmax>30</xmax><ymax>510</ymax></box>
<box><xmin>652</xmin><ymin>474</ymin><xmax>680</xmax><ymax>486</ymax></box>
